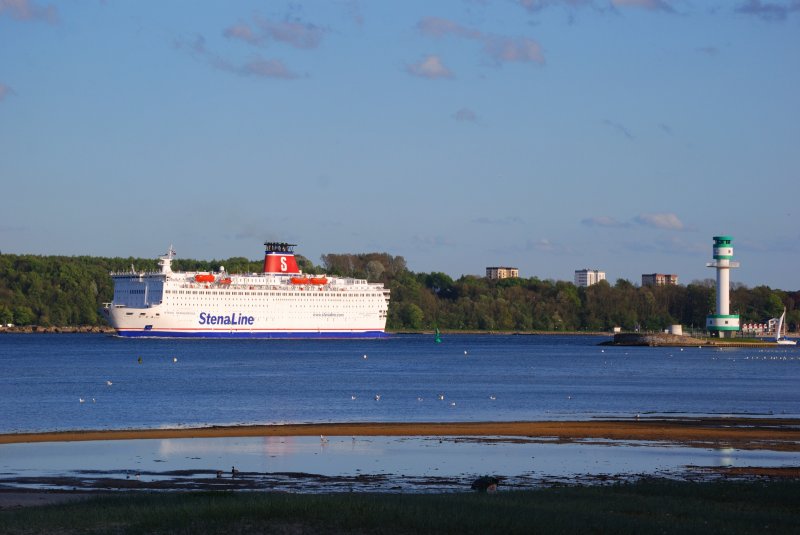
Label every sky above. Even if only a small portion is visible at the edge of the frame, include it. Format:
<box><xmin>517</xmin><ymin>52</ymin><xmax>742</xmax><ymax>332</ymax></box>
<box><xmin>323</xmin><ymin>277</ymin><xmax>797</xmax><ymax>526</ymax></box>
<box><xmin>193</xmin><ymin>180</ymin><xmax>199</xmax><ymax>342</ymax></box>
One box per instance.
<box><xmin>1</xmin><ymin>0</ymin><xmax>799</xmax><ymax>289</ymax></box>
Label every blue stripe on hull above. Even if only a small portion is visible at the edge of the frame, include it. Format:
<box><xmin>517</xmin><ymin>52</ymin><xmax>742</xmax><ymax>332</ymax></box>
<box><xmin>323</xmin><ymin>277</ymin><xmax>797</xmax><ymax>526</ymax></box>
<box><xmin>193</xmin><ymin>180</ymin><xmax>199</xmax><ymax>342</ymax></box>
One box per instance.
<box><xmin>115</xmin><ymin>330</ymin><xmax>389</xmax><ymax>339</ymax></box>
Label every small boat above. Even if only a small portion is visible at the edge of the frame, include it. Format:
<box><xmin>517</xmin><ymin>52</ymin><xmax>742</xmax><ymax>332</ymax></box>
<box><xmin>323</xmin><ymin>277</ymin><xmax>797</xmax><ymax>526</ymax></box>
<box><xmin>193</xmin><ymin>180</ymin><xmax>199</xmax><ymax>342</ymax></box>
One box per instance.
<box><xmin>194</xmin><ymin>274</ymin><xmax>215</xmax><ymax>283</ymax></box>
<box><xmin>775</xmin><ymin>307</ymin><xmax>796</xmax><ymax>346</ymax></box>
<box><xmin>219</xmin><ymin>277</ymin><xmax>232</xmax><ymax>285</ymax></box>
<box><xmin>291</xmin><ymin>277</ymin><xmax>310</xmax><ymax>285</ymax></box>
<box><xmin>310</xmin><ymin>277</ymin><xmax>328</xmax><ymax>285</ymax></box>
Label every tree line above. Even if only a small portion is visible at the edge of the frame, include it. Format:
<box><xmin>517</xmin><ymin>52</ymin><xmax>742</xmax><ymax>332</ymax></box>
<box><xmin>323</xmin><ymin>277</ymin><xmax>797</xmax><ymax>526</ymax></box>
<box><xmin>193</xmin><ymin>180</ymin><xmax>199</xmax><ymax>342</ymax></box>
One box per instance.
<box><xmin>1</xmin><ymin>251</ymin><xmax>797</xmax><ymax>333</ymax></box>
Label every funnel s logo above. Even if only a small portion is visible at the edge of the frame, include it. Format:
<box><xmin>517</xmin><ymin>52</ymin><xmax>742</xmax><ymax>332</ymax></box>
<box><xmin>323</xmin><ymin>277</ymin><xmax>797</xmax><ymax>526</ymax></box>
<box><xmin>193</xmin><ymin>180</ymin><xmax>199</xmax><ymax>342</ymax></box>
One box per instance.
<box><xmin>281</xmin><ymin>257</ymin><xmax>287</xmax><ymax>271</ymax></box>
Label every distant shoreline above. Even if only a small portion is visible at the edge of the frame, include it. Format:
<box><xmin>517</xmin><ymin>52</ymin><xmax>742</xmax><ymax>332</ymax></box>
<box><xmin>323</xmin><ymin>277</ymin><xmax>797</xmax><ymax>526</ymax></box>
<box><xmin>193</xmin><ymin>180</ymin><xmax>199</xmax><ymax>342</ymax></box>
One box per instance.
<box><xmin>2</xmin><ymin>417</ymin><xmax>798</xmax><ymax>451</ymax></box>
<box><xmin>0</xmin><ymin>326</ymin><xmax>613</xmax><ymax>336</ymax></box>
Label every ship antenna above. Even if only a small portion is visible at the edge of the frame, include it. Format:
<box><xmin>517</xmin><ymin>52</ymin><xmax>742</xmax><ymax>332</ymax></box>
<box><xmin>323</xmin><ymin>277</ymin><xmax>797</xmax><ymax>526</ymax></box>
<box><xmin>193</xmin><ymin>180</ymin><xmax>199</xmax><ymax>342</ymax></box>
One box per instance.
<box><xmin>159</xmin><ymin>244</ymin><xmax>175</xmax><ymax>274</ymax></box>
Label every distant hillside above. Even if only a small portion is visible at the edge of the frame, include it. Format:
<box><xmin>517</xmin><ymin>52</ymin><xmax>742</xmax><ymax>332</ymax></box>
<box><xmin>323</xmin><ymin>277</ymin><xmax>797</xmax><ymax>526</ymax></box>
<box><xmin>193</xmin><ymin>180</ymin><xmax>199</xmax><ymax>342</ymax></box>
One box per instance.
<box><xmin>0</xmin><ymin>252</ymin><xmax>797</xmax><ymax>332</ymax></box>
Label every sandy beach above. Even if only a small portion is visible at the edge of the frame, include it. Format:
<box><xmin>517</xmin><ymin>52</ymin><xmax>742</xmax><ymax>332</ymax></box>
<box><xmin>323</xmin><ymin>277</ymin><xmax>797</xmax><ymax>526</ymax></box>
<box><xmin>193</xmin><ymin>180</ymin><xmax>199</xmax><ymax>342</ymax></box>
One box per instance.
<box><xmin>2</xmin><ymin>417</ymin><xmax>799</xmax><ymax>451</ymax></box>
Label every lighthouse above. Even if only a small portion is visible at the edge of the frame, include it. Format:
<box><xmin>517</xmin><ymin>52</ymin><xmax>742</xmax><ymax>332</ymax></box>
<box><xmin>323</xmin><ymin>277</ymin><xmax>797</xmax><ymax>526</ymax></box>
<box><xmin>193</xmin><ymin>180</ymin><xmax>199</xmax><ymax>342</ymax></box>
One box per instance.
<box><xmin>705</xmin><ymin>236</ymin><xmax>740</xmax><ymax>337</ymax></box>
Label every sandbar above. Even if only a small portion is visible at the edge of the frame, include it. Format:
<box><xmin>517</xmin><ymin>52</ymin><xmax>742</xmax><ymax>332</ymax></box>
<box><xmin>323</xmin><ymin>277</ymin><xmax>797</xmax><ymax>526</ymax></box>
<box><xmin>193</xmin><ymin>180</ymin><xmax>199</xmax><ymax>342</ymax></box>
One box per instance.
<box><xmin>2</xmin><ymin>417</ymin><xmax>798</xmax><ymax>451</ymax></box>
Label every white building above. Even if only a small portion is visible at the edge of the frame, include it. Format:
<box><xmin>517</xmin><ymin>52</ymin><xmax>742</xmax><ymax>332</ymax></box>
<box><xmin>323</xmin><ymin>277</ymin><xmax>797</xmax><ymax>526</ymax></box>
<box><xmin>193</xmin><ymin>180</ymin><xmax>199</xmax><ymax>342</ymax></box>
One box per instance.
<box><xmin>486</xmin><ymin>266</ymin><xmax>519</xmax><ymax>280</ymax></box>
<box><xmin>574</xmin><ymin>269</ymin><xmax>606</xmax><ymax>287</ymax></box>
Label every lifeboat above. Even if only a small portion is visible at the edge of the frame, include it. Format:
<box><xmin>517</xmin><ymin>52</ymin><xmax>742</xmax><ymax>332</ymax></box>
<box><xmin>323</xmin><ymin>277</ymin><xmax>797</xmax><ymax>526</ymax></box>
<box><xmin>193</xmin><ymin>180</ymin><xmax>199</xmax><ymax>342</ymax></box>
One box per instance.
<box><xmin>291</xmin><ymin>277</ymin><xmax>310</xmax><ymax>285</ymax></box>
<box><xmin>219</xmin><ymin>277</ymin><xmax>232</xmax><ymax>285</ymax></box>
<box><xmin>195</xmin><ymin>274</ymin><xmax>215</xmax><ymax>283</ymax></box>
<box><xmin>310</xmin><ymin>277</ymin><xmax>328</xmax><ymax>285</ymax></box>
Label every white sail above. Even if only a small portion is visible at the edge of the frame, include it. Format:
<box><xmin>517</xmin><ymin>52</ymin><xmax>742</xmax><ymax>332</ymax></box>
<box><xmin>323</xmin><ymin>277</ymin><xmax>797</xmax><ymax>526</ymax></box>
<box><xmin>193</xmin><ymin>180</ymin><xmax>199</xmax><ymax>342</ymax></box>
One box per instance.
<box><xmin>775</xmin><ymin>309</ymin><xmax>785</xmax><ymax>342</ymax></box>
<box><xmin>776</xmin><ymin>307</ymin><xmax>797</xmax><ymax>346</ymax></box>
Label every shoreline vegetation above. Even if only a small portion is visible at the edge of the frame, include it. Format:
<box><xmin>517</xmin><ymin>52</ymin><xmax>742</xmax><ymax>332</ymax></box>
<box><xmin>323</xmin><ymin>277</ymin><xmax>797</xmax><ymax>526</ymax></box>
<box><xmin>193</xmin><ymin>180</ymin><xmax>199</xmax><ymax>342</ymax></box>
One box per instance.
<box><xmin>1</xmin><ymin>251</ymin><xmax>798</xmax><ymax>334</ymax></box>
<box><xmin>3</xmin><ymin>417</ymin><xmax>799</xmax><ymax>451</ymax></box>
<box><xmin>2</xmin><ymin>479</ymin><xmax>799</xmax><ymax>533</ymax></box>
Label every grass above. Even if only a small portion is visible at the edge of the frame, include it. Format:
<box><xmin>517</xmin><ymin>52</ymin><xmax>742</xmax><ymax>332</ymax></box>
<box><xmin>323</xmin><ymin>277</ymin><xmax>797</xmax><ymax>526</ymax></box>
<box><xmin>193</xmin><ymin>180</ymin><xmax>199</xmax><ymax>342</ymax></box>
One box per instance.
<box><xmin>2</xmin><ymin>479</ymin><xmax>799</xmax><ymax>534</ymax></box>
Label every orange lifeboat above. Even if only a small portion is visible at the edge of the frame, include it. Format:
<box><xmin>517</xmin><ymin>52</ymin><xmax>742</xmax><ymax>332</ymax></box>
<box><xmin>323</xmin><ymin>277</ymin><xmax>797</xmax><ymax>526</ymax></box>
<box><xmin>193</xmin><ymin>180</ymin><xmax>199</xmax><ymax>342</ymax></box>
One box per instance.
<box><xmin>219</xmin><ymin>277</ymin><xmax>232</xmax><ymax>285</ymax></box>
<box><xmin>310</xmin><ymin>277</ymin><xmax>328</xmax><ymax>285</ymax></box>
<box><xmin>195</xmin><ymin>274</ymin><xmax>215</xmax><ymax>283</ymax></box>
<box><xmin>291</xmin><ymin>277</ymin><xmax>310</xmax><ymax>285</ymax></box>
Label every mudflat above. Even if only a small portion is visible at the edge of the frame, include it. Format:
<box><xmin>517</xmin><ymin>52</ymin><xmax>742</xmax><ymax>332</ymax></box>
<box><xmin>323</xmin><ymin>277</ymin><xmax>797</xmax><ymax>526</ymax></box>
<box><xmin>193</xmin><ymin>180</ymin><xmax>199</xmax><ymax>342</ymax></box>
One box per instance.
<box><xmin>2</xmin><ymin>417</ymin><xmax>799</xmax><ymax>451</ymax></box>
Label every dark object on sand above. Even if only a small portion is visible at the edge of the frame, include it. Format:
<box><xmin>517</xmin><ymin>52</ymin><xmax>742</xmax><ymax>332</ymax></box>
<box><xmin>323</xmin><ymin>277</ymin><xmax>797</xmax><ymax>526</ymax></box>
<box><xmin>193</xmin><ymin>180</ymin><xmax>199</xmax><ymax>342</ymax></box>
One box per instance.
<box><xmin>471</xmin><ymin>476</ymin><xmax>499</xmax><ymax>493</ymax></box>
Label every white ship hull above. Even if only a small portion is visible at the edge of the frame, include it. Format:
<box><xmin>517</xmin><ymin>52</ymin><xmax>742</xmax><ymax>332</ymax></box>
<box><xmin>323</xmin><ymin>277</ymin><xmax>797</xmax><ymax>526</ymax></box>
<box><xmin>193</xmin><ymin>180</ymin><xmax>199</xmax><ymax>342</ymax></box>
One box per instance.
<box><xmin>102</xmin><ymin>244</ymin><xmax>390</xmax><ymax>339</ymax></box>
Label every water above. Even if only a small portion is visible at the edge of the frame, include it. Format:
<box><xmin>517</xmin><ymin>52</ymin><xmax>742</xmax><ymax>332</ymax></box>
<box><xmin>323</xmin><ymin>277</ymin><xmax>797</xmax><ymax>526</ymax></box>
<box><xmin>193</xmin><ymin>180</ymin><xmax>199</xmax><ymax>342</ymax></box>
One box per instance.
<box><xmin>3</xmin><ymin>436</ymin><xmax>796</xmax><ymax>492</ymax></box>
<box><xmin>1</xmin><ymin>333</ymin><xmax>799</xmax><ymax>434</ymax></box>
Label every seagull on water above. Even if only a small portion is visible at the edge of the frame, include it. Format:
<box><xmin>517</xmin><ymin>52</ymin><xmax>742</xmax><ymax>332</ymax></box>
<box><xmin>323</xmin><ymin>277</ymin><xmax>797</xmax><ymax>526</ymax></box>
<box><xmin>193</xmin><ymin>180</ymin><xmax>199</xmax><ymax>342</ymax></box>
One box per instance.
<box><xmin>173</xmin><ymin>357</ymin><xmax>178</xmax><ymax>363</ymax></box>
<box><xmin>351</xmin><ymin>395</ymin><xmax>357</xmax><ymax>400</ymax></box>
<box><xmin>489</xmin><ymin>395</ymin><xmax>496</xmax><ymax>401</ymax></box>
<box><xmin>374</xmin><ymin>394</ymin><xmax>381</xmax><ymax>401</ymax></box>
<box><xmin>106</xmin><ymin>380</ymin><xmax>113</xmax><ymax>386</ymax></box>
<box><xmin>79</xmin><ymin>398</ymin><xmax>85</xmax><ymax>403</ymax></box>
<box><xmin>438</xmin><ymin>393</ymin><xmax>445</xmax><ymax>401</ymax></box>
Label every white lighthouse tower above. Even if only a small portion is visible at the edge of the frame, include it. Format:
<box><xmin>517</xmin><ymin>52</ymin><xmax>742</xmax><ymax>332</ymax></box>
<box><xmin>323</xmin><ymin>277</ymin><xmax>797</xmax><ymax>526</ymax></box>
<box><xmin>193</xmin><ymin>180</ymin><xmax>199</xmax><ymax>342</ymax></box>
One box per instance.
<box><xmin>706</xmin><ymin>235</ymin><xmax>740</xmax><ymax>337</ymax></box>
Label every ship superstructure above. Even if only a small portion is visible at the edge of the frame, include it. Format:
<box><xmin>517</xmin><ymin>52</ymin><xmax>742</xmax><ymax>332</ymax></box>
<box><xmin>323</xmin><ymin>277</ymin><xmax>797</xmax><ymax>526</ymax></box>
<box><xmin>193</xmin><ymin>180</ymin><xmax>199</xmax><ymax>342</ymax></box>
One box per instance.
<box><xmin>102</xmin><ymin>243</ymin><xmax>390</xmax><ymax>338</ymax></box>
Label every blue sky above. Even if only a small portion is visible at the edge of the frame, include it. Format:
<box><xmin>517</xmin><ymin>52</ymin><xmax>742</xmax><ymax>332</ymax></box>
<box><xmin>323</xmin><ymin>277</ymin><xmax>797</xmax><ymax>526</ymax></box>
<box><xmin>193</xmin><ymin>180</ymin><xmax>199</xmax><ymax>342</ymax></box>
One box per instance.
<box><xmin>1</xmin><ymin>0</ymin><xmax>798</xmax><ymax>288</ymax></box>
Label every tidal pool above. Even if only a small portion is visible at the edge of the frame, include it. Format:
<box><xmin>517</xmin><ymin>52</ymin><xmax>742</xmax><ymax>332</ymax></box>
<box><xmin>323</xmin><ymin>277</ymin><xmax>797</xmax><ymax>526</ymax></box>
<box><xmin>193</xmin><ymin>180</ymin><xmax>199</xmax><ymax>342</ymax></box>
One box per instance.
<box><xmin>2</xmin><ymin>436</ymin><xmax>797</xmax><ymax>492</ymax></box>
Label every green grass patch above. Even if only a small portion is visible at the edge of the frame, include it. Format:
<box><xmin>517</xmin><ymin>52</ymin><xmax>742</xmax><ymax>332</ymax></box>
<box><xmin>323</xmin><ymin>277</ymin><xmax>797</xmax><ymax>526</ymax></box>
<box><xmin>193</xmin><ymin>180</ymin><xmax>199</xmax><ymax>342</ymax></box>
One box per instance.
<box><xmin>2</xmin><ymin>479</ymin><xmax>799</xmax><ymax>534</ymax></box>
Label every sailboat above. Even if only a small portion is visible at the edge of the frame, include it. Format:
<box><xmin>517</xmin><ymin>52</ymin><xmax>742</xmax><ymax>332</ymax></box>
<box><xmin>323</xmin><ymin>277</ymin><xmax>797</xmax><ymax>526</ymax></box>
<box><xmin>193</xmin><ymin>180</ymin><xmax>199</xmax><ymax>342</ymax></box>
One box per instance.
<box><xmin>434</xmin><ymin>327</ymin><xmax>442</xmax><ymax>344</ymax></box>
<box><xmin>775</xmin><ymin>308</ymin><xmax>796</xmax><ymax>346</ymax></box>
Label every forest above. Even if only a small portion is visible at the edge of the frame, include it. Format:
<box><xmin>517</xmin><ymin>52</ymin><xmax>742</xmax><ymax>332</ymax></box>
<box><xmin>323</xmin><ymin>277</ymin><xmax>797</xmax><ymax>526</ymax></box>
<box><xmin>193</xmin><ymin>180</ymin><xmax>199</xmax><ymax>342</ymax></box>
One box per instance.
<box><xmin>0</xmin><ymin>251</ymin><xmax>797</xmax><ymax>333</ymax></box>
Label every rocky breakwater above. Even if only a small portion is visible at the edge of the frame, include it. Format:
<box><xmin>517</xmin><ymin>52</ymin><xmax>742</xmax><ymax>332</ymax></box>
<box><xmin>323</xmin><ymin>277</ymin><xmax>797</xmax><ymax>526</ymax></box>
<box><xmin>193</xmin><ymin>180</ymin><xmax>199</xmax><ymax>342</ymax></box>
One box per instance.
<box><xmin>604</xmin><ymin>333</ymin><xmax>711</xmax><ymax>347</ymax></box>
<box><xmin>605</xmin><ymin>333</ymin><xmax>780</xmax><ymax>347</ymax></box>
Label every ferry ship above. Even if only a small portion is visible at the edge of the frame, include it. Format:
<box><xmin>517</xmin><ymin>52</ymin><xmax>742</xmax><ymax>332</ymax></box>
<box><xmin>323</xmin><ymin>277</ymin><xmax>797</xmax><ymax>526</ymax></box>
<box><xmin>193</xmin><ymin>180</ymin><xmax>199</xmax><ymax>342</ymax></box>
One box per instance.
<box><xmin>102</xmin><ymin>243</ymin><xmax>390</xmax><ymax>338</ymax></box>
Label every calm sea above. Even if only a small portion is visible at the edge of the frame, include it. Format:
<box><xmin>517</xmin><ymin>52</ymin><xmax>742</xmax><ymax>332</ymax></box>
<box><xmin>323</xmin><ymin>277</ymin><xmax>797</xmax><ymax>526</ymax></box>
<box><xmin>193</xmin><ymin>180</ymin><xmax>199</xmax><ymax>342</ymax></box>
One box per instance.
<box><xmin>1</xmin><ymin>333</ymin><xmax>798</xmax><ymax>434</ymax></box>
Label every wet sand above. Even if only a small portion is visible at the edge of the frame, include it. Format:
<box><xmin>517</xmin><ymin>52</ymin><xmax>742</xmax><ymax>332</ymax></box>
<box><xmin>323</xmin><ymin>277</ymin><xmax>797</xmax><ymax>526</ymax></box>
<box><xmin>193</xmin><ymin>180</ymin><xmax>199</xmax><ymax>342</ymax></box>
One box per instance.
<box><xmin>2</xmin><ymin>417</ymin><xmax>799</xmax><ymax>451</ymax></box>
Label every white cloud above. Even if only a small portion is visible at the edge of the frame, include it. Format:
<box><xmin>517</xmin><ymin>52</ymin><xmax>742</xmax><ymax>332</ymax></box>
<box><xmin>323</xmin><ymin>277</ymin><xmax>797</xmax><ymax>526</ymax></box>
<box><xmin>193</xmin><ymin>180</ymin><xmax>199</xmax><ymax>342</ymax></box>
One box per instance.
<box><xmin>634</xmin><ymin>212</ymin><xmax>685</xmax><ymax>230</ymax></box>
<box><xmin>735</xmin><ymin>0</ymin><xmax>800</xmax><ymax>21</ymax></box>
<box><xmin>581</xmin><ymin>216</ymin><xmax>629</xmax><ymax>228</ymax></box>
<box><xmin>415</xmin><ymin>16</ymin><xmax>545</xmax><ymax>67</ymax></box>
<box><xmin>242</xmin><ymin>58</ymin><xmax>299</xmax><ymax>79</ymax></box>
<box><xmin>253</xmin><ymin>16</ymin><xmax>327</xmax><ymax>50</ymax></box>
<box><xmin>406</xmin><ymin>55</ymin><xmax>454</xmax><ymax>79</ymax></box>
<box><xmin>417</xmin><ymin>16</ymin><xmax>482</xmax><ymax>39</ymax></box>
<box><xmin>516</xmin><ymin>0</ymin><xmax>593</xmax><ymax>11</ymax></box>
<box><xmin>0</xmin><ymin>83</ymin><xmax>14</xmax><ymax>101</ymax></box>
<box><xmin>612</xmin><ymin>0</ymin><xmax>675</xmax><ymax>11</ymax></box>
<box><xmin>223</xmin><ymin>15</ymin><xmax>327</xmax><ymax>49</ymax></box>
<box><xmin>482</xmin><ymin>36</ymin><xmax>545</xmax><ymax>65</ymax></box>
<box><xmin>223</xmin><ymin>23</ymin><xmax>260</xmax><ymax>45</ymax></box>
<box><xmin>175</xmin><ymin>35</ymin><xmax>300</xmax><ymax>80</ymax></box>
<box><xmin>453</xmin><ymin>107</ymin><xmax>478</xmax><ymax>122</ymax></box>
<box><xmin>0</xmin><ymin>0</ymin><xmax>58</xmax><ymax>23</ymax></box>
